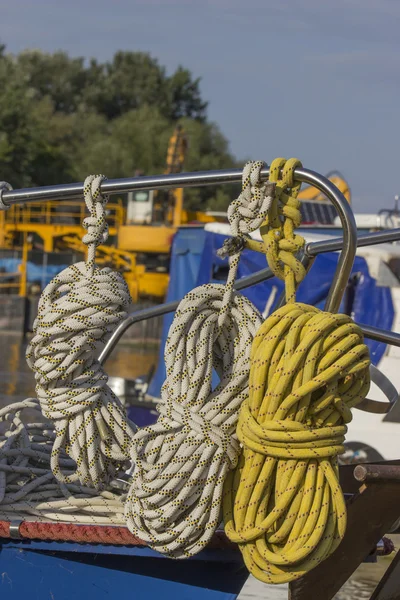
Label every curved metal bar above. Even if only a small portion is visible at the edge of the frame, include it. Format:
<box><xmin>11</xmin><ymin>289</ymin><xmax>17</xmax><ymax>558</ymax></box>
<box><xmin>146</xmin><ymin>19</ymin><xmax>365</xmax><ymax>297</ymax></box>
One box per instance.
<box><xmin>1</xmin><ymin>170</ymin><xmax>248</xmax><ymax>205</ymax></box>
<box><xmin>306</xmin><ymin>228</ymin><xmax>400</xmax><ymax>256</ymax></box>
<box><xmin>0</xmin><ymin>167</ymin><xmax>357</xmax><ymax>312</ymax></box>
<box><xmin>297</xmin><ymin>169</ymin><xmax>357</xmax><ymax>313</ymax></box>
<box><xmin>357</xmin><ymin>365</ymin><xmax>399</xmax><ymax>414</ymax></box>
<box><xmin>99</xmin><ymin>301</ymin><xmax>181</xmax><ymax>366</ymax></box>
<box><xmin>359</xmin><ymin>323</ymin><xmax>400</xmax><ymax>347</ymax></box>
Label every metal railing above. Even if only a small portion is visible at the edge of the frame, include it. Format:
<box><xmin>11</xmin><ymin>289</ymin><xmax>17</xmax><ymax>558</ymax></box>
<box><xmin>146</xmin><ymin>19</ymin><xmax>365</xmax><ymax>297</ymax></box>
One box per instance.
<box><xmin>0</xmin><ymin>200</ymin><xmax>124</xmax><ymax>231</ymax></box>
<box><xmin>3</xmin><ymin>165</ymin><xmax>400</xmax><ymax>410</ymax></box>
<box><xmin>99</xmin><ymin>228</ymin><xmax>400</xmax><ymax>365</ymax></box>
<box><xmin>0</xmin><ymin>166</ymin><xmax>357</xmax><ymax>314</ymax></box>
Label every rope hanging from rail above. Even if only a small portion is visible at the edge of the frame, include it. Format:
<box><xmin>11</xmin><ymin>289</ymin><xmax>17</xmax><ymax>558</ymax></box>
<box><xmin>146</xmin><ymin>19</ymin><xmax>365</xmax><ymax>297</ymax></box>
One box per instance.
<box><xmin>25</xmin><ymin>175</ymin><xmax>137</xmax><ymax>489</ymax></box>
<box><xmin>0</xmin><ymin>160</ymin><xmax>372</xmax><ymax>575</ymax></box>
<box><xmin>222</xmin><ymin>158</ymin><xmax>371</xmax><ymax>584</ymax></box>
<box><xmin>0</xmin><ymin>175</ymin><xmax>138</xmax><ymax>522</ymax></box>
<box><xmin>124</xmin><ymin>162</ymin><xmax>269</xmax><ymax>557</ymax></box>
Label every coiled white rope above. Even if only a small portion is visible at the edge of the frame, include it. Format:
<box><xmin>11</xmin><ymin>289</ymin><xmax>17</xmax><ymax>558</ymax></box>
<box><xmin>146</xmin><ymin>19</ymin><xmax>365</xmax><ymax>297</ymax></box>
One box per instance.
<box><xmin>124</xmin><ymin>163</ymin><xmax>272</xmax><ymax>558</ymax></box>
<box><xmin>0</xmin><ymin>399</ymin><xmax>126</xmax><ymax>524</ymax></box>
<box><xmin>1</xmin><ymin>175</ymin><xmax>137</xmax><ymax>503</ymax></box>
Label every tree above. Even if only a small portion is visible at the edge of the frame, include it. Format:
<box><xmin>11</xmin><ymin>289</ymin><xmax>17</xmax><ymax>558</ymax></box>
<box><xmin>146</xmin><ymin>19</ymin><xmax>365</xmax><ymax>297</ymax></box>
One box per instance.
<box><xmin>16</xmin><ymin>50</ymin><xmax>87</xmax><ymax>113</ymax></box>
<box><xmin>0</xmin><ymin>54</ymin><xmax>61</xmax><ymax>187</ymax></box>
<box><xmin>83</xmin><ymin>52</ymin><xmax>168</xmax><ymax>120</ymax></box>
<box><xmin>0</xmin><ymin>45</ymin><xmax>238</xmax><ymax>211</ymax></box>
<box><xmin>181</xmin><ymin>118</ymin><xmax>239</xmax><ymax>210</ymax></box>
<box><xmin>166</xmin><ymin>67</ymin><xmax>207</xmax><ymax>121</ymax></box>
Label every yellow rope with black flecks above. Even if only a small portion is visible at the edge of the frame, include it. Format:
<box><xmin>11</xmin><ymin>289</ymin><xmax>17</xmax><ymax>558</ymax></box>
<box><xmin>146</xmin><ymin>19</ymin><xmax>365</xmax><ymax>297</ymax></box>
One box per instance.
<box><xmin>223</xmin><ymin>158</ymin><xmax>371</xmax><ymax>584</ymax></box>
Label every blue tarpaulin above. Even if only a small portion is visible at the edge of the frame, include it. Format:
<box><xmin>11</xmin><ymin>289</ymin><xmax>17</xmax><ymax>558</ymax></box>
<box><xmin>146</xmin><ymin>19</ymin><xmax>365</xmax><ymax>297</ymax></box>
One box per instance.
<box><xmin>147</xmin><ymin>227</ymin><xmax>207</xmax><ymax>397</ymax></box>
<box><xmin>144</xmin><ymin>228</ymin><xmax>396</xmax><ymax>399</ymax></box>
<box><xmin>0</xmin><ymin>258</ymin><xmax>69</xmax><ymax>287</ymax></box>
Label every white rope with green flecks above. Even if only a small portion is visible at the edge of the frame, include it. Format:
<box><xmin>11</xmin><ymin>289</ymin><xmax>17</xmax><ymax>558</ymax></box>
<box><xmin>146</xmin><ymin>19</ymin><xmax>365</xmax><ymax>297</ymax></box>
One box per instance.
<box><xmin>124</xmin><ymin>162</ymin><xmax>272</xmax><ymax>558</ymax></box>
<box><xmin>0</xmin><ymin>176</ymin><xmax>137</xmax><ymax>521</ymax></box>
<box><xmin>0</xmin><ymin>398</ymin><xmax>126</xmax><ymax>524</ymax></box>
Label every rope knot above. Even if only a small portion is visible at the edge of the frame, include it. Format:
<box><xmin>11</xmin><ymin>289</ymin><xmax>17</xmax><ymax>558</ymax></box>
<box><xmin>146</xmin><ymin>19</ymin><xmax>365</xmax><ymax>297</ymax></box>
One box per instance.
<box><xmin>260</xmin><ymin>158</ymin><xmax>306</xmax><ymax>302</ymax></box>
<box><xmin>227</xmin><ymin>161</ymin><xmax>275</xmax><ymax>236</ymax></box>
<box><xmin>238</xmin><ymin>405</ymin><xmax>347</xmax><ymax>460</ymax></box>
<box><xmin>217</xmin><ymin>235</ymin><xmax>246</xmax><ymax>258</ymax></box>
<box><xmin>82</xmin><ymin>175</ymin><xmax>109</xmax><ymax>274</ymax></box>
<box><xmin>224</xmin><ymin>302</ymin><xmax>371</xmax><ymax>583</ymax></box>
<box><xmin>157</xmin><ymin>401</ymin><xmax>240</xmax><ymax>468</ymax></box>
<box><xmin>263</xmin><ymin>228</ymin><xmax>306</xmax><ymax>284</ymax></box>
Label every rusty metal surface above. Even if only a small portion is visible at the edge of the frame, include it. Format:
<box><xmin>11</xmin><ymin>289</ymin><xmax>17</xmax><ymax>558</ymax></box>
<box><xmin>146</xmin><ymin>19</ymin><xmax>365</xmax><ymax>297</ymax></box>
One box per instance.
<box><xmin>354</xmin><ymin>464</ymin><xmax>400</xmax><ymax>483</ymax></box>
<box><xmin>339</xmin><ymin>461</ymin><xmax>400</xmax><ymax>494</ymax></box>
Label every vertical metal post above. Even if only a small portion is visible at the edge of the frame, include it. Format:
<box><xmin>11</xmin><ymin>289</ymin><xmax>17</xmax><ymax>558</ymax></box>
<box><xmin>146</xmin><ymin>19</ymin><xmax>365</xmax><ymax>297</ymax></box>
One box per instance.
<box><xmin>41</xmin><ymin>252</ymin><xmax>48</xmax><ymax>292</ymax></box>
<box><xmin>18</xmin><ymin>232</ymin><xmax>28</xmax><ymax>298</ymax></box>
<box><xmin>172</xmin><ymin>188</ymin><xmax>184</xmax><ymax>227</ymax></box>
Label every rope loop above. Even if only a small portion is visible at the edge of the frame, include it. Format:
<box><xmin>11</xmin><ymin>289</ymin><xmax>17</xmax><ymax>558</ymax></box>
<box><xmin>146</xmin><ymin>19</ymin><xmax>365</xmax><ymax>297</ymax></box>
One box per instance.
<box><xmin>21</xmin><ymin>174</ymin><xmax>137</xmax><ymax>490</ymax></box>
<box><xmin>82</xmin><ymin>175</ymin><xmax>109</xmax><ymax>275</ymax></box>
<box><xmin>262</xmin><ymin>158</ymin><xmax>306</xmax><ymax>303</ymax></box>
<box><xmin>216</xmin><ymin>235</ymin><xmax>246</xmax><ymax>259</ymax></box>
<box><xmin>227</xmin><ymin>161</ymin><xmax>275</xmax><ymax>236</ymax></box>
<box><xmin>223</xmin><ymin>295</ymin><xmax>371</xmax><ymax>583</ymax></box>
<box><xmin>0</xmin><ymin>399</ymin><xmax>127</xmax><ymax>524</ymax></box>
<box><xmin>26</xmin><ymin>260</ymin><xmax>135</xmax><ymax>488</ymax></box>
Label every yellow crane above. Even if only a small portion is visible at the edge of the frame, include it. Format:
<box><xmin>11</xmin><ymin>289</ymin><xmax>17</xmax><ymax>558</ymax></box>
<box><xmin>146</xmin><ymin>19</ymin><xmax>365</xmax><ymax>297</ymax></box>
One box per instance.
<box><xmin>298</xmin><ymin>170</ymin><xmax>351</xmax><ymax>204</ymax></box>
<box><xmin>118</xmin><ymin>125</ymin><xmax>189</xmax><ymax>254</ymax></box>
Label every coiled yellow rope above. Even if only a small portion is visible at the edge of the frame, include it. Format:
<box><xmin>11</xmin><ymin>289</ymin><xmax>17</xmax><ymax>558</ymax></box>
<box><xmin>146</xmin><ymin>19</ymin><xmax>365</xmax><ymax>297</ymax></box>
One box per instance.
<box><xmin>223</xmin><ymin>158</ymin><xmax>371</xmax><ymax>584</ymax></box>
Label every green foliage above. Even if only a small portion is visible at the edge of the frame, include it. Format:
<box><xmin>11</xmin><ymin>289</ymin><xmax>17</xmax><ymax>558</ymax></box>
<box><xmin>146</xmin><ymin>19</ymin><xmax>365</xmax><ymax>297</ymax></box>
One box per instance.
<box><xmin>0</xmin><ymin>46</ymin><xmax>237</xmax><ymax>210</ymax></box>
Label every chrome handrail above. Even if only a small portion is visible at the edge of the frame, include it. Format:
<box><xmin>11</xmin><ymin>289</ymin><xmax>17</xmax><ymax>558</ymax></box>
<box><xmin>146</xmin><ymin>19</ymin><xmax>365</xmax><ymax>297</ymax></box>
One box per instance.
<box><xmin>100</xmin><ymin>227</ymin><xmax>400</xmax><ymax>365</ymax></box>
<box><xmin>1</xmin><ymin>166</ymin><xmax>356</xmax><ymax>313</ymax></box>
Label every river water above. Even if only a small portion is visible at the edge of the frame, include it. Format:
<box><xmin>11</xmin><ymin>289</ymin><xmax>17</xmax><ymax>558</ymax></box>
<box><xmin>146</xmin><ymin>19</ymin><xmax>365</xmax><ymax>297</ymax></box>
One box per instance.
<box><xmin>0</xmin><ymin>334</ymin><xmax>390</xmax><ymax>599</ymax></box>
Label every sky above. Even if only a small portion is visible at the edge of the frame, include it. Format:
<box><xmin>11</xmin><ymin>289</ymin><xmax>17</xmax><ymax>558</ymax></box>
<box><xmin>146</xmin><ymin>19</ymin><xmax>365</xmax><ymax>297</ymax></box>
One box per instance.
<box><xmin>2</xmin><ymin>0</ymin><xmax>400</xmax><ymax>212</ymax></box>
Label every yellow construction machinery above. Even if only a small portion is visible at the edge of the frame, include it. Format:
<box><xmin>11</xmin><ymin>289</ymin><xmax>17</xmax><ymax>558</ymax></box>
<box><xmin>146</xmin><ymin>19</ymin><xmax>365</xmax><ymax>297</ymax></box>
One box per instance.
<box><xmin>297</xmin><ymin>171</ymin><xmax>351</xmax><ymax>226</ymax></box>
<box><xmin>298</xmin><ymin>170</ymin><xmax>351</xmax><ymax>203</ymax></box>
<box><xmin>0</xmin><ymin>198</ymin><xmax>147</xmax><ymax>299</ymax></box>
<box><xmin>0</xmin><ymin>199</ymin><xmax>123</xmax><ymax>252</ymax></box>
<box><xmin>0</xmin><ymin>198</ymin><xmax>168</xmax><ymax>302</ymax></box>
<box><xmin>0</xmin><ymin>140</ymin><xmax>352</xmax><ymax>301</ymax></box>
<box><xmin>118</xmin><ymin>125</ymin><xmax>227</xmax><ymax>275</ymax></box>
<box><xmin>0</xmin><ymin>127</ymin><xmax>190</xmax><ymax>301</ymax></box>
<box><xmin>119</xmin><ymin>125</ymin><xmax>188</xmax><ymax>253</ymax></box>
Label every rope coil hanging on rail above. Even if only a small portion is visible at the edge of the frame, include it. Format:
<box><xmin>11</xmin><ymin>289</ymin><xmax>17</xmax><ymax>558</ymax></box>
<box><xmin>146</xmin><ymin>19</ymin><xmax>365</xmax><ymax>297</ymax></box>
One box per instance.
<box><xmin>223</xmin><ymin>158</ymin><xmax>371</xmax><ymax>584</ymax></box>
<box><xmin>124</xmin><ymin>164</ymin><xmax>270</xmax><ymax>557</ymax></box>
<box><xmin>0</xmin><ymin>176</ymin><xmax>137</xmax><ymax>521</ymax></box>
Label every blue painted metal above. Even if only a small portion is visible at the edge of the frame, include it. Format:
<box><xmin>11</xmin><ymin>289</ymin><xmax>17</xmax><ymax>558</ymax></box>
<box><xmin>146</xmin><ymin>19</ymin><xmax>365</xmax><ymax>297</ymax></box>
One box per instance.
<box><xmin>0</xmin><ymin>538</ymin><xmax>248</xmax><ymax>600</ymax></box>
<box><xmin>128</xmin><ymin>404</ymin><xmax>158</xmax><ymax>427</ymax></box>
